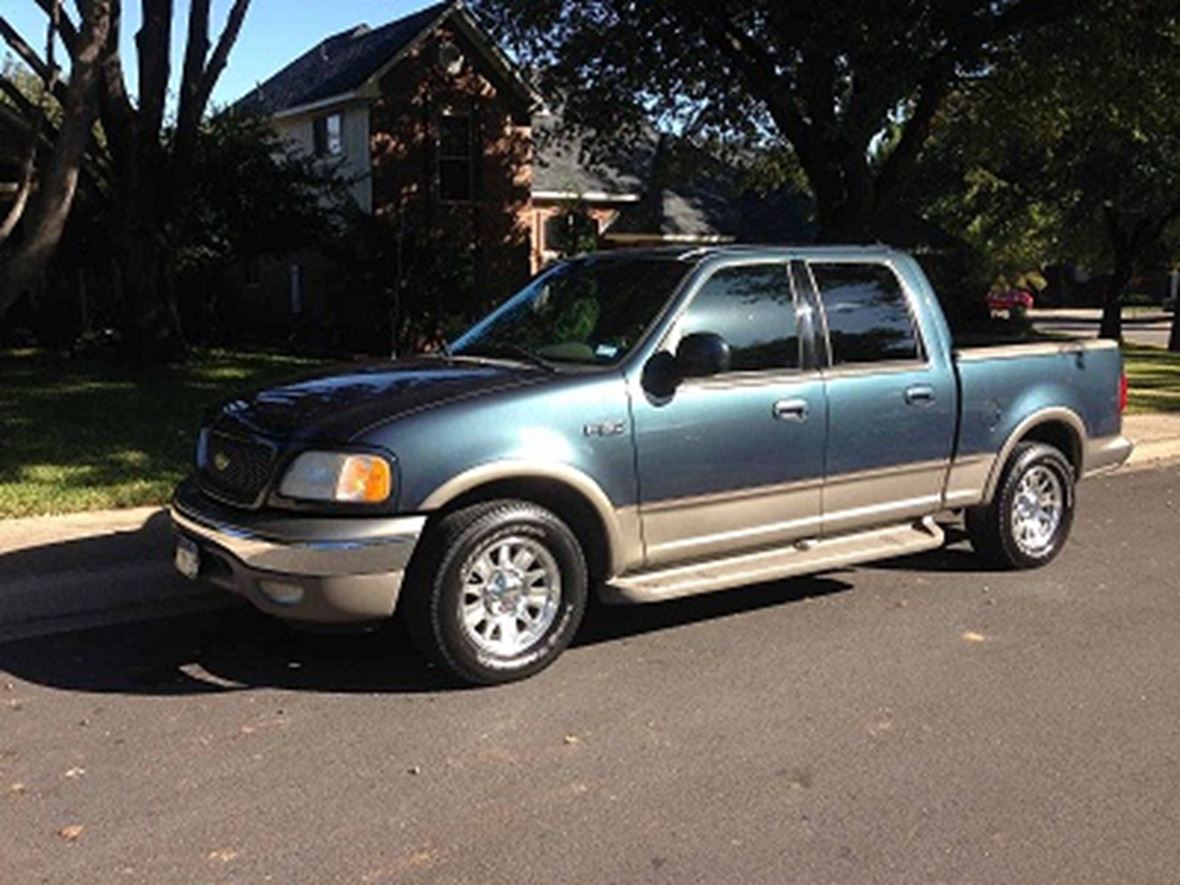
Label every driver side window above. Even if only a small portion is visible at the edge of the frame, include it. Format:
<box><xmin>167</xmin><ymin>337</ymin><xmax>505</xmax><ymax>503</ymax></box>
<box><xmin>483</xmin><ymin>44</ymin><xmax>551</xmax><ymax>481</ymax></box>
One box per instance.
<box><xmin>680</xmin><ymin>264</ymin><xmax>800</xmax><ymax>372</ymax></box>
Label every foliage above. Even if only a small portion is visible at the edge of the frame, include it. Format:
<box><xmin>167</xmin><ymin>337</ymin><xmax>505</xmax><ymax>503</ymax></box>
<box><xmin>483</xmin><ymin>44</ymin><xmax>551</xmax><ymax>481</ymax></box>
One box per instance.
<box><xmin>910</xmin><ymin>1</ymin><xmax>1180</xmax><ymax>338</ymax></box>
<box><xmin>171</xmin><ymin>113</ymin><xmax>344</xmax><ymax>279</ymax></box>
<box><xmin>0</xmin><ymin>348</ymin><xmax>326</xmax><ymax>517</ymax></box>
<box><xmin>473</xmin><ymin>0</ymin><xmax>1091</xmax><ymax>239</ymax></box>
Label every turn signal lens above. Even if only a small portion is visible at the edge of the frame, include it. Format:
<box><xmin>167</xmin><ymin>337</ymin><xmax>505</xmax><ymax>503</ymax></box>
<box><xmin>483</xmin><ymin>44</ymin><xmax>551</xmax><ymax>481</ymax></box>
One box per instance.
<box><xmin>1119</xmin><ymin>371</ymin><xmax>1128</xmax><ymax>414</ymax></box>
<box><xmin>336</xmin><ymin>455</ymin><xmax>392</xmax><ymax>503</ymax></box>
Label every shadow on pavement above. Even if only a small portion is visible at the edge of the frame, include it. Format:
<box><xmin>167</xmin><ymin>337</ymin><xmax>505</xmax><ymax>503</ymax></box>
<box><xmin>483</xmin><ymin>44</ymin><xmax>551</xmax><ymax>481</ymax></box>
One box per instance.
<box><xmin>0</xmin><ymin>572</ymin><xmax>852</xmax><ymax>697</ymax></box>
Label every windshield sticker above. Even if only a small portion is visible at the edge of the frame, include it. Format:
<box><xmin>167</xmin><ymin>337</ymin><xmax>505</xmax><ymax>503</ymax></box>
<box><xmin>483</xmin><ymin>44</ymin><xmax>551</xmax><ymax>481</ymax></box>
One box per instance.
<box><xmin>595</xmin><ymin>344</ymin><xmax>620</xmax><ymax>359</ymax></box>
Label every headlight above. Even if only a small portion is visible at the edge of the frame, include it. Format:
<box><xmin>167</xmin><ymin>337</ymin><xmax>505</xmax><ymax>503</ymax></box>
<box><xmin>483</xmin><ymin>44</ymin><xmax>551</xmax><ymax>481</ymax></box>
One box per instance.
<box><xmin>279</xmin><ymin>452</ymin><xmax>393</xmax><ymax>503</ymax></box>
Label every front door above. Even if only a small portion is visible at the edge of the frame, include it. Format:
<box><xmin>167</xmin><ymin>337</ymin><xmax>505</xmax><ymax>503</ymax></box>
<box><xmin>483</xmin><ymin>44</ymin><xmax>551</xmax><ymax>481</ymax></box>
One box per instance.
<box><xmin>631</xmin><ymin>260</ymin><xmax>828</xmax><ymax>568</ymax></box>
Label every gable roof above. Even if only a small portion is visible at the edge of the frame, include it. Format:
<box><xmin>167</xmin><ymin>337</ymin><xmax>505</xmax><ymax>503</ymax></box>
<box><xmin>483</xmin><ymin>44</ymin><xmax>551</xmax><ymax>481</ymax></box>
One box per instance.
<box><xmin>232</xmin><ymin>1</ymin><xmax>536</xmax><ymax>119</ymax></box>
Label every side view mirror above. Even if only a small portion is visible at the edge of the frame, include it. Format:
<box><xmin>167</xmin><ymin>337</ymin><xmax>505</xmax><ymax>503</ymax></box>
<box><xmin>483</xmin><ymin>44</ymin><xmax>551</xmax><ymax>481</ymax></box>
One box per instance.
<box><xmin>642</xmin><ymin>332</ymin><xmax>731</xmax><ymax>398</ymax></box>
<box><xmin>676</xmin><ymin>332</ymin><xmax>731</xmax><ymax>378</ymax></box>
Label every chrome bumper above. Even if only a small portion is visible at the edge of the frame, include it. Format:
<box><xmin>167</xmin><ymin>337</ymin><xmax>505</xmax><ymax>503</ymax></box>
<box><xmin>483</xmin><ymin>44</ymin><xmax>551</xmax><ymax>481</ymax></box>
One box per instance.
<box><xmin>170</xmin><ymin>478</ymin><xmax>425</xmax><ymax>624</ymax></box>
<box><xmin>1083</xmin><ymin>434</ymin><xmax>1134</xmax><ymax>478</ymax></box>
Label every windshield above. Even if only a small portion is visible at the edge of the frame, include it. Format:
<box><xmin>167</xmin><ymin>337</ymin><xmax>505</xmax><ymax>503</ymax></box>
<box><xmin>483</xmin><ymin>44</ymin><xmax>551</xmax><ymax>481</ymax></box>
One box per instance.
<box><xmin>452</xmin><ymin>256</ymin><xmax>691</xmax><ymax>367</ymax></box>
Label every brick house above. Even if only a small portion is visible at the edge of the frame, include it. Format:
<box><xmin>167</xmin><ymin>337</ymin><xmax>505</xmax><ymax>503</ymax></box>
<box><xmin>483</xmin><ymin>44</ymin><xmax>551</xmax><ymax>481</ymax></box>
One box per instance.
<box><xmin>232</xmin><ymin>0</ymin><xmax>809</xmax><ymax>347</ymax></box>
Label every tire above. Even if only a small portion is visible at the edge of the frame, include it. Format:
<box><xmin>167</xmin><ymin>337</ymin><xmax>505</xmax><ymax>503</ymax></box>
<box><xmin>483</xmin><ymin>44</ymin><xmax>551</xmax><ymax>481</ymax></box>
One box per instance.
<box><xmin>966</xmin><ymin>442</ymin><xmax>1075</xmax><ymax>570</ymax></box>
<box><xmin>403</xmin><ymin>499</ymin><xmax>588</xmax><ymax>685</ymax></box>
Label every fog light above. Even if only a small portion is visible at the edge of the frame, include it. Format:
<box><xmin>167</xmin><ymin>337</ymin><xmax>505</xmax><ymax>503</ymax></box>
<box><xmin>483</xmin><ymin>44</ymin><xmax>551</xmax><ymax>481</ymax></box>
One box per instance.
<box><xmin>259</xmin><ymin>580</ymin><xmax>305</xmax><ymax>607</ymax></box>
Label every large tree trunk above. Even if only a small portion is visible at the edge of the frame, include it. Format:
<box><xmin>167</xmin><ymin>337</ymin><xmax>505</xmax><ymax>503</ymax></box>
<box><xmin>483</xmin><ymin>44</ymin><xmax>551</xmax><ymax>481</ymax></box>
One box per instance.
<box><xmin>1169</xmin><ymin>302</ymin><xmax>1180</xmax><ymax>353</ymax></box>
<box><xmin>0</xmin><ymin>3</ymin><xmax>111</xmax><ymax>320</ymax></box>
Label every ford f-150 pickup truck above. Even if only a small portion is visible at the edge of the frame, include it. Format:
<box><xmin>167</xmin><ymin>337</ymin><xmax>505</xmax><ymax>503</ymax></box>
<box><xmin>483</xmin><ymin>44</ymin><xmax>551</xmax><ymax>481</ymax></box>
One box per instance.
<box><xmin>171</xmin><ymin>246</ymin><xmax>1132</xmax><ymax>684</ymax></box>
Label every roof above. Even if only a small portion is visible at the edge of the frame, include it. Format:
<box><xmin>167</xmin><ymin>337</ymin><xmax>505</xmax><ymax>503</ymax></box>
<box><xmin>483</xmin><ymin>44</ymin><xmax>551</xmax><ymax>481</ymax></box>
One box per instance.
<box><xmin>604</xmin><ymin>139</ymin><xmax>815</xmax><ymax>244</ymax></box>
<box><xmin>531</xmin><ymin>113</ymin><xmax>657</xmax><ymax>200</ymax></box>
<box><xmin>232</xmin><ymin>2</ymin><xmax>535</xmax><ymax>118</ymax></box>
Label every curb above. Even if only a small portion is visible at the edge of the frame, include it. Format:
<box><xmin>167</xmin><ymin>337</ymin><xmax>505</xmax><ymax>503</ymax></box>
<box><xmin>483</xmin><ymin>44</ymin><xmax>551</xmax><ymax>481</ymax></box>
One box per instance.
<box><xmin>2</xmin><ymin>421</ymin><xmax>1179</xmax><ymax>642</ymax></box>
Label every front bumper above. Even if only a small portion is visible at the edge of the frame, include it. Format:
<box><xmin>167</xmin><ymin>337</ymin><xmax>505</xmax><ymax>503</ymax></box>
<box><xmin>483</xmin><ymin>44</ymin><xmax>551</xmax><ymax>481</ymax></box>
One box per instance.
<box><xmin>170</xmin><ymin>477</ymin><xmax>426</xmax><ymax>624</ymax></box>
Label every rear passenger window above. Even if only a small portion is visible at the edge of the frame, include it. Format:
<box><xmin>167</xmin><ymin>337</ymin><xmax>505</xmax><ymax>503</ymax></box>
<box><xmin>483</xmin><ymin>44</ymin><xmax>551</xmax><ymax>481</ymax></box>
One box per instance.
<box><xmin>811</xmin><ymin>263</ymin><xmax>920</xmax><ymax>364</ymax></box>
<box><xmin>680</xmin><ymin>264</ymin><xmax>799</xmax><ymax>372</ymax></box>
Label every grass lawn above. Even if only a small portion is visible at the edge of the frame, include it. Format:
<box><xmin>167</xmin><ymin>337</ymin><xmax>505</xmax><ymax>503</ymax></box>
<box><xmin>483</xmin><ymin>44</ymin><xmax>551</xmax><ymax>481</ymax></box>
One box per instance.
<box><xmin>1123</xmin><ymin>345</ymin><xmax>1180</xmax><ymax>414</ymax></box>
<box><xmin>0</xmin><ymin>348</ymin><xmax>326</xmax><ymax>518</ymax></box>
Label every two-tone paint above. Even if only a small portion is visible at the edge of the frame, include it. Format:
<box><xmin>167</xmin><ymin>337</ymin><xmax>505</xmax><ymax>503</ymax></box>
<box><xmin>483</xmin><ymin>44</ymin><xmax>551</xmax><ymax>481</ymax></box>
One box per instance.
<box><xmin>171</xmin><ymin>245</ymin><xmax>1131</xmax><ymax>622</ymax></box>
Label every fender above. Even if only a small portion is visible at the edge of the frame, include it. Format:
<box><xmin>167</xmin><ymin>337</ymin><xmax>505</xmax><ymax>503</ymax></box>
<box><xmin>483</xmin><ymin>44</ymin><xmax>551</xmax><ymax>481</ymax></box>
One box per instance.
<box><xmin>982</xmin><ymin>407</ymin><xmax>1086</xmax><ymax>504</ymax></box>
<box><xmin>419</xmin><ymin>460</ymin><xmax>640</xmax><ymax>578</ymax></box>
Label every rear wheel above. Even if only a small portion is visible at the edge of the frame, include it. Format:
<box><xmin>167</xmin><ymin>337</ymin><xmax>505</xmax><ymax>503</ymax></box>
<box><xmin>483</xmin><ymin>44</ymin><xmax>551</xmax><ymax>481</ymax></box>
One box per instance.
<box><xmin>966</xmin><ymin>441</ymin><xmax>1075</xmax><ymax>569</ymax></box>
<box><xmin>404</xmin><ymin>499</ymin><xmax>588</xmax><ymax>685</ymax></box>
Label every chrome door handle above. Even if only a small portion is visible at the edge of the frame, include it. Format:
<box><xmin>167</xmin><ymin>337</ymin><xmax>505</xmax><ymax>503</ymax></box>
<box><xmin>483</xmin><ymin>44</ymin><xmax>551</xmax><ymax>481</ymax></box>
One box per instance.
<box><xmin>773</xmin><ymin>398</ymin><xmax>809</xmax><ymax>421</ymax></box>
<box><xmin>905</xmin><ymin>384</ymin><xmax>936</xmax><ymax>406</ymax></box>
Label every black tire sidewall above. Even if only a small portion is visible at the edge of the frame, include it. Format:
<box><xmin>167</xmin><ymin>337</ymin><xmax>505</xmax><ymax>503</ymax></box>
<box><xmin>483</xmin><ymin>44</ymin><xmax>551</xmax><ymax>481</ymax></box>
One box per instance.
<box><xmin>428</xmin><ymin>504</ymin><xmax>588</xmax><ymax>684</ymax></box>
<box><xmin>995</xmin><ymin>443</ymin><xmax>1075</xmax><ymax>569</ymax></box>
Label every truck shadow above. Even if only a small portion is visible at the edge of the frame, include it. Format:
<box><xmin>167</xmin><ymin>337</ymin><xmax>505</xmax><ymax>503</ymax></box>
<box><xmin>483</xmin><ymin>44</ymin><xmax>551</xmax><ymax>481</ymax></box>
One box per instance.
<box><xmin>0</xmin><ymin>573</ymin><xmax>852</xmax><ymax>697</ymax></box>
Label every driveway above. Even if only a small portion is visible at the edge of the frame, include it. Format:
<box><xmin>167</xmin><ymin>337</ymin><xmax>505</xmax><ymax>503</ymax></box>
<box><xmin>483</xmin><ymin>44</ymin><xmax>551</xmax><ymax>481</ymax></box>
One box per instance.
<box><xmin>2</xmin><ymin>465</ymin><xmax>1178</xmax><ymax>883</ymax></box>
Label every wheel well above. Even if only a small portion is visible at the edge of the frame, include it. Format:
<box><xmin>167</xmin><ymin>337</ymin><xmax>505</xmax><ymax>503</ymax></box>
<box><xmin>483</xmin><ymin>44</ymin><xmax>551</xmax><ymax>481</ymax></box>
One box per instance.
<box><xmin>425</xmin><ymin>478</ymin><xmax>612</xmax><ymax>585</ymax></box>
<box><xmin>1019</xmin><ymin>420</ymin><xmax>1082</xmax><ymax>475</ymax></box>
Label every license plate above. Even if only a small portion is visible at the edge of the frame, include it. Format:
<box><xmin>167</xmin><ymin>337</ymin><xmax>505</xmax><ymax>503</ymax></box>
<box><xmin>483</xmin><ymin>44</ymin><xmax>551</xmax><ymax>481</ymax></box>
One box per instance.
<box><xmin>175</xmin><ymin>536</ymin><xmax>200</xmax><ymax>580</ymax></box>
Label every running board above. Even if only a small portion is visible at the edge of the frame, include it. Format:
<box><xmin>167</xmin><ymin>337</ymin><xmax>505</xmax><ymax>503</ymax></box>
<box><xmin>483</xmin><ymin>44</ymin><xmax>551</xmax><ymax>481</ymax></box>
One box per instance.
<box><xmin>601</xmin><ymin>518</ymin><xmax>944</xmax><ymax>605</ymax></box>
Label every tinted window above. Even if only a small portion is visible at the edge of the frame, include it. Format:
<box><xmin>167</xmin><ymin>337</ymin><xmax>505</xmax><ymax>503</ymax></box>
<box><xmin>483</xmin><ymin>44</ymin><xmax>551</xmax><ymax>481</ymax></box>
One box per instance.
<box><xmin>811</xmin><ymin>263</ymin><xmax>920</xmax><ymax>364</ymax></box>
<box><xmin>681</xmin><ymin>265</ymin><xmax>799</xmax><ymax>372</ymax></box>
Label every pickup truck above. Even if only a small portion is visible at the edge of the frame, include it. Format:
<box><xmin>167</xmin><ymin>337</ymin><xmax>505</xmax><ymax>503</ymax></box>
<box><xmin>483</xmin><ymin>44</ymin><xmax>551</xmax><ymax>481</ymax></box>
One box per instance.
<box><xmin>171</xmin><ymin>246</ymin><xmax>1132</xmax><ymax>684</ymax></box>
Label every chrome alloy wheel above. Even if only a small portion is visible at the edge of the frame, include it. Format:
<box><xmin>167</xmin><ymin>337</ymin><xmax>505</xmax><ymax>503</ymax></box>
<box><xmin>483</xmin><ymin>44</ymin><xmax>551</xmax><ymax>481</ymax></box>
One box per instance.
<box><xmin>1010</xmin><ymin>465</ymin><xmax>1064</xmax><ymax>557</ymax></box>
<box><xmin>458</xmin><ymin>535</ymin><xmax>562</xmax><ymax>657</ymax></box>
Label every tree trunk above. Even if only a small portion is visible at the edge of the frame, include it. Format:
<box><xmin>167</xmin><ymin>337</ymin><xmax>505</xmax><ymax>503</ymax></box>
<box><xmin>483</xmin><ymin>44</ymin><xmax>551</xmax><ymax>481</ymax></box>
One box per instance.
<box><xmin>0</xmin><ymin>3</ymin><xmax>110</xmax><ymax>320</ymax></box>
<box><xmin>1169</xmin><ymin>304</ymin><xmax>1180</xmax><ymax>353</ymax></box>
<box><xmin>1099</xmin><ymin>262</ymin><xmax>1131</xmax><ymax>341</ymax></box>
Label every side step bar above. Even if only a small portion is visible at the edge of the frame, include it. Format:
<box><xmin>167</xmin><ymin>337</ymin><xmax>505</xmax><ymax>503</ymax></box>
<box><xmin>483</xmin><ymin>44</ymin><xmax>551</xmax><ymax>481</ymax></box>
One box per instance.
<box><xmin>601</xmin><ymin>517</ymin><xmax>944</xmax><ymax>605</ymax></box>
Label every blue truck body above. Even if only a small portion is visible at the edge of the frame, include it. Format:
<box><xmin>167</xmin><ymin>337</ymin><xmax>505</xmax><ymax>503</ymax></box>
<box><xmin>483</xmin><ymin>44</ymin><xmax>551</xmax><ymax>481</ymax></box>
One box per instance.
<box><xmin>171</xmin><ymin>245</ymin><xmax>1131</xmax><ymax>632</ymax></box>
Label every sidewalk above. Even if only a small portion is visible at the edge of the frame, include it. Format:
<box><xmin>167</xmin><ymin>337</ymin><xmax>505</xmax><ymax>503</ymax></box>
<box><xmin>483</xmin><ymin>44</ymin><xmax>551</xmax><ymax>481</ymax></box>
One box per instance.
<box><xmin>2</xmin><ymin>414</ymin><xmax>1179</xmax><ymax>642</ymax></box>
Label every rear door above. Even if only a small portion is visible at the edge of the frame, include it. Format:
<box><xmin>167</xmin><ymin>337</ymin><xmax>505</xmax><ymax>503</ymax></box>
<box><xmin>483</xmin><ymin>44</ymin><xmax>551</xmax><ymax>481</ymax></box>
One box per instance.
<box><xmin>632</xmin><ymin>260</ymin><xmax>827</xmax><ymax>567</ymax></box>
<box><xmin>800</xmin><ymin>259</ymin><xmax>957</xmax><ymax>536</ymax></box>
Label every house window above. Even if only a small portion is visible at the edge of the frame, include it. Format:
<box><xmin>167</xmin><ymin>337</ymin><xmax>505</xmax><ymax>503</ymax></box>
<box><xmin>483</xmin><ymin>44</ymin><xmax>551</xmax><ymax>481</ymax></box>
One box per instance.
<box><xmin>438</xmin><ymin>111</ymin><xmax>473</xmax><ymax>201</ymax></box>
<box><xmin>313</xmin><ymin>113</ymin><xmax>343</xmax><ymax>157</ymax></box>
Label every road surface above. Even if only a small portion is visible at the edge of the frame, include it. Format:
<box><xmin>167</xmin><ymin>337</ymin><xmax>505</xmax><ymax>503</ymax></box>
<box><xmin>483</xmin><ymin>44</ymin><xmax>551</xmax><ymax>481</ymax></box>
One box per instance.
<box><xmin>1031</xmin><ymin>309</ymin><xmax>1174</xmax><ymax>349</ymax></box>
<box><xmin>2</xmin><ymin>465</ymin><xmax>1179</xmax><ymax>883</ymax></box>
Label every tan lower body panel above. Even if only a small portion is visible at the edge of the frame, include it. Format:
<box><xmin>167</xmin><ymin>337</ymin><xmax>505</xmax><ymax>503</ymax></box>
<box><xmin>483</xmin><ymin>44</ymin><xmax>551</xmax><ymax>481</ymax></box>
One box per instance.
<box><xmin>602</xmin><ymin>517</ymin><xmax>944</xmax><ymax>605</ymax></box>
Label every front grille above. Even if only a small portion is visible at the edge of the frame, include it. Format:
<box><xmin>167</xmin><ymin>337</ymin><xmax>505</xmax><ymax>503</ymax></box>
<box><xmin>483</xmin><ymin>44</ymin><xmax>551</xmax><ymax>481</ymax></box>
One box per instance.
<box><xmin>198</xmin><ymin>431</ymin><xmax>275</xmax><ymax>508</ymax></box>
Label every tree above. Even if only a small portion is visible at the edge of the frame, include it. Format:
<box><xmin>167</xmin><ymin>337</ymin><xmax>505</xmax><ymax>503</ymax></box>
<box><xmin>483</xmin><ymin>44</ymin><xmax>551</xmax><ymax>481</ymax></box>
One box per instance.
<box><xmin>0</xmin><ymin>1</ymin><xmax>111</xmax><ymax>314</ymax></box>
<box><xmin>910</xmin><ymin>1</ymin><xmax>1180</xmax><ymax>341</ymax></box>
<box><xmin>474</xmin><ymin>0</ymin><xmax>1089</xmax><ymax>241</ymax></box>
<box><xmin>1</xmin><ymin>0</ymin><xmax>252</xmax><ymax>360</ymax></box>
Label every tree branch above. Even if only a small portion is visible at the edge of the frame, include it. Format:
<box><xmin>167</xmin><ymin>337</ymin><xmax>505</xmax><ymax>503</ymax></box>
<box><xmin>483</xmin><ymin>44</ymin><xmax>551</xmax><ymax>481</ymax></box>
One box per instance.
<box><xmin>0</xmin><ymin>15</ymin><xmax>67</xmax><ymax>105</ymax></box>
<box><xmin>197</xmin><ymin>0</ymin><xmax>250</xmax><ymax>112</ymax></box>
<box><xmin>135</xmin><ymin>0</ymin><xmax>173</xmax><ymax>139</ymax></box>
<box><xmin>33</xmin><ymin>0</ymin><xmax>77</xmax><ymax>56</ymax></box>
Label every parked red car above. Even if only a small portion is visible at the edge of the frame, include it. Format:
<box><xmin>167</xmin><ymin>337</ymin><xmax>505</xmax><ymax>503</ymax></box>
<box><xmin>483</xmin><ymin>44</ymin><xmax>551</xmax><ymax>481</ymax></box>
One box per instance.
<box><xmin>987</xmin><ymin>288</ymin><xmax>1035</xmax><ymax>312</ymax></box>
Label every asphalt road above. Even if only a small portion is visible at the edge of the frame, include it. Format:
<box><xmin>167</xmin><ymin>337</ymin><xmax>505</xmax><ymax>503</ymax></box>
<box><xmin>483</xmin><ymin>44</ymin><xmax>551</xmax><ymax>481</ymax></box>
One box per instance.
<box><xmin>1031</xmin><ymin>311</ymin><xmax>1175</xmax><ymax>348</ymax></box>
<box><xmin>3</xmin><ymin>466</ymin><xmax>1179</xmax><ymax>884</ymax></box>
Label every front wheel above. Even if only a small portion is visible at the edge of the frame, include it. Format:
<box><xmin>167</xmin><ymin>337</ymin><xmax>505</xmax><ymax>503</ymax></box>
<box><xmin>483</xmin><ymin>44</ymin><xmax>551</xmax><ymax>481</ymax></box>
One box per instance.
<box><xmin>404</xmin><ymin>499</ymin><xmax>588</xmax><ymax>685</ymax></box>
<box><xmin>966</xmin><ymin>441</ymin><xmax>1076</xmax><ymax>569</ymax></box>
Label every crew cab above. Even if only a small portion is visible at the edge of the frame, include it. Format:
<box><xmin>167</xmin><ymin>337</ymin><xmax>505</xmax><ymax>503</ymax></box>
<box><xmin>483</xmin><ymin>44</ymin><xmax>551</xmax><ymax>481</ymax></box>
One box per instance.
<box><xmin>171</xmin><ymin>246</ymin><xmax>1132</xmax><ymax>684</ymax></box>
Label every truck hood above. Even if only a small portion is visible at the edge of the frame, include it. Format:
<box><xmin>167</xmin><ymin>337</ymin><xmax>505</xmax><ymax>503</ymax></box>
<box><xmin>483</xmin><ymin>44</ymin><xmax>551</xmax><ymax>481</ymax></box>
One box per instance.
<box><xmin>206</xmin><ymin>357</ymin><xmax>550</xmax><ymax>443</ymax></box>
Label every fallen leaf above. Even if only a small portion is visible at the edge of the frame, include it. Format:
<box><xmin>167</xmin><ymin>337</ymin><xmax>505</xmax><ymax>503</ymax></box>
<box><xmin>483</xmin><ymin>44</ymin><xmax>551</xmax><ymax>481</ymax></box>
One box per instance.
<box><xmin>64</xmin><ymin>767</ymin><xmax>86</xmax><ymax>779</ymax></box>
<box><xmin>563</xmin><ymin>735</ymin><xmax>580</xmax><ymax>746</ymax></box>
<box><xmin>9</xmin><ymin>782</ymin><xmax>27</xmax><ymax>796</ymax></box>
<box><xmin>407</xmin><ymin>765</ymin><xmax>422</xmax><ymax>776</ymax></box>
<box><xmin>962</xmin><ymin>631</ymin><xmax>987</xmax><ymax>643</ymax></box>
<box><xmin>58</xmin><ymin>825</ymin><xmax>84</xmax><ymax>841</ymax></box>
<box><xmin>208</xmin><ymin>849</ymin><xmax>238</xmax><ymax>863</ymax></box>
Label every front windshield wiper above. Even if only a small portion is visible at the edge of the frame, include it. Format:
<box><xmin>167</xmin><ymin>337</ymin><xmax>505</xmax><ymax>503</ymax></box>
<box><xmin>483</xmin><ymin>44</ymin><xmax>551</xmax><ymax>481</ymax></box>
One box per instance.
<box><xmin>458</xmin><ymin>343</ymin><xmax>555</xmax><ymax>371</ymax></box>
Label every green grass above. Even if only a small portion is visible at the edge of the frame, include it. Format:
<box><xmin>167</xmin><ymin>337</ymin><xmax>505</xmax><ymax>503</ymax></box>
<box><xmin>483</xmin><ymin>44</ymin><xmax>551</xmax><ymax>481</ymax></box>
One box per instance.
<box><xmin>1123</xmin><ymin>345</ymin><xmax>1180</xmax><ymax>414</ymax></box>
<box><xmin>0</xmin><ymin>348</ymin><xmax>326</xmax><ymax>518</ymax></box>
